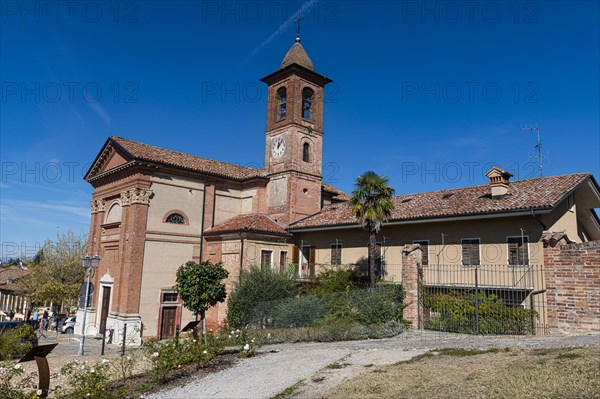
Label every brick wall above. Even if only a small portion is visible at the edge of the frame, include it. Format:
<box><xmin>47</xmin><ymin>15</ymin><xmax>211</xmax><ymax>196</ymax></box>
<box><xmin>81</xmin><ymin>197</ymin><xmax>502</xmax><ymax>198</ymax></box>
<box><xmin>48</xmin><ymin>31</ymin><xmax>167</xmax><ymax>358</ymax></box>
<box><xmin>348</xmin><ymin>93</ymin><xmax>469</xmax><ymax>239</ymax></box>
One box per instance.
<box><xmin>544</xmin><ymin>240</ymin><xmax>600</xmax><ymax>334</ymax></box>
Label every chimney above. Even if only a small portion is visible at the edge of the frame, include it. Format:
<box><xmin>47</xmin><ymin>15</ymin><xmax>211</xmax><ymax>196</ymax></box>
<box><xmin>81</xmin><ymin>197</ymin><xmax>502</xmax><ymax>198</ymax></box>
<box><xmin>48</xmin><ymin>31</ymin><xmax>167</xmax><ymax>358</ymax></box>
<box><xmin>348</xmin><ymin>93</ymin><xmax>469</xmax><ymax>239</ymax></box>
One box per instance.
<box><xmin>485</xmin><ymin>166</ymin><xmax>513</xmax><ymax>198</ymax></box>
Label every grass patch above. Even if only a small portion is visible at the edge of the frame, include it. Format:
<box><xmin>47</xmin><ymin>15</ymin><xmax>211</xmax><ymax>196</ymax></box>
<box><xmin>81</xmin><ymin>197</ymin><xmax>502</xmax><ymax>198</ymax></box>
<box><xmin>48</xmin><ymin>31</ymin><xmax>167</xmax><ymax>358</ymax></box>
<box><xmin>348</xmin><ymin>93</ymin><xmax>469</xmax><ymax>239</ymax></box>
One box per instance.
<box><xmin>272</xmin><ymin>379</ymin><xmax>305</xmax><ymax>399</ymax></box>
<box><xmin>327</xmin><ymin>347</ymin><xmax>600</xmax><ymax>399</ymax></box>
<box><xmin>327</xmin><ymin>362</ymin><xmax>350</xmax><ymax>369</ymax></box>
<box><xmin>436</xmin><ymin>348</ymin><xmax>500</xmax><ymax>356</ymax></box>
<box><xmin>394</xmin><ymin>352</ymin><xmax>434</xmax><ymax>365</ymax></box>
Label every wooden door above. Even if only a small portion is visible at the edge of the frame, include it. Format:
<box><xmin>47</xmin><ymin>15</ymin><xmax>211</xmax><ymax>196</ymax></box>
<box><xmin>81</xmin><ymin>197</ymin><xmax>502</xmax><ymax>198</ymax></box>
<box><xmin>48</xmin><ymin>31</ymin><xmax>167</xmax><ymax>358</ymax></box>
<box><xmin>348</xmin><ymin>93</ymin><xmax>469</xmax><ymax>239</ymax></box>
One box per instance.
<box><xmin>160</xmin><ymin>307</ymin><xmax>177</xmax><ymax>339</ymax></box>
<box><xmin>99</xmin><ymin>286</ymin><xmax>111</xmax><ymax>335</ymax></box>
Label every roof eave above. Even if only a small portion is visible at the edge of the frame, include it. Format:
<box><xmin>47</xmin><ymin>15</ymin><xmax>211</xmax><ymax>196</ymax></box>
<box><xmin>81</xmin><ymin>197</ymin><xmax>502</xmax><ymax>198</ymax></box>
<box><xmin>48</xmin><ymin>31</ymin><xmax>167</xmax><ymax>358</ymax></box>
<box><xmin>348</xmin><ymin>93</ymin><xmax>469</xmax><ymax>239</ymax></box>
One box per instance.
<box><xmin>289</xmin><ymin>207</ymin><xmax>555</xmax><ymax>232</ymax></box>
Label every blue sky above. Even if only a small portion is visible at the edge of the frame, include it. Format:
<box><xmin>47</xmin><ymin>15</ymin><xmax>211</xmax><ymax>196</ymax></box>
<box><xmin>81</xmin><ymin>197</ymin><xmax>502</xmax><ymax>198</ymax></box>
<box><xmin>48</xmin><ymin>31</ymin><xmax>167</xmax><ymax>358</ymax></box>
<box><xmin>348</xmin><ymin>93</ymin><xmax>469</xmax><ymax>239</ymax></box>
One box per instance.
<box><xmin>1</xmin><ymin>0</ymin><xmax>599</xmax><ymax>259</ymax></box>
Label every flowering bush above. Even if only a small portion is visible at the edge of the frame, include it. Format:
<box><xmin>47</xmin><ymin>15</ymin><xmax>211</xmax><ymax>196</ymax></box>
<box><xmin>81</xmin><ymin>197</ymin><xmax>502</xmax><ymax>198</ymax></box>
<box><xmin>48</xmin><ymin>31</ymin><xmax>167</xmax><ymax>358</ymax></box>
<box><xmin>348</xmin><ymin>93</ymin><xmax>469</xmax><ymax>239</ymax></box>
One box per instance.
<box><xmin>57</xmin><ymin>360</ymin><xmax>128</xmax><ymax>399</ymax></box>
<box><xmin>143</xmin><ymin>336</ymin><xmax>218</xmax><ymax>382</ymax></box>
<box><xmin>0</xmin><ymin>363</ymin><xmax>36</xmax><ymax>399</ymax></box>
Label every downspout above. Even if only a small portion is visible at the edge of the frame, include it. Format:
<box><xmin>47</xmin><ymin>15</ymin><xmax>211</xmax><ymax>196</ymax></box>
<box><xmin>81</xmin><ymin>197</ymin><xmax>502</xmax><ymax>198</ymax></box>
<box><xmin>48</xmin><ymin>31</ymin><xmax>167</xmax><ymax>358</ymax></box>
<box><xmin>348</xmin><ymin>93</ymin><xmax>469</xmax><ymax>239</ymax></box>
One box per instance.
<box><xmin>530</xmin><ymin>209</ymin><xmax>547</xmax><ymax>231</ymax></box>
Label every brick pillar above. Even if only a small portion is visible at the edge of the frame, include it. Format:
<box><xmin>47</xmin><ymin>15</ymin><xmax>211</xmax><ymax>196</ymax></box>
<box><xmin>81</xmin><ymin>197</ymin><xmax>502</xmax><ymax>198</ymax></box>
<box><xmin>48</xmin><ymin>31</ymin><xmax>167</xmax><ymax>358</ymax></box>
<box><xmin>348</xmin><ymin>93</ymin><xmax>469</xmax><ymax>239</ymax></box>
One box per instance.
<box><xmin>544</xmin><ymin>239</ymin><xmax>600</xmax><ymax>334</ymax></box>
<box><xmin>402</xmin><ymin>244</ymin><xmax>422</xmax><ymax>329</ymax></box>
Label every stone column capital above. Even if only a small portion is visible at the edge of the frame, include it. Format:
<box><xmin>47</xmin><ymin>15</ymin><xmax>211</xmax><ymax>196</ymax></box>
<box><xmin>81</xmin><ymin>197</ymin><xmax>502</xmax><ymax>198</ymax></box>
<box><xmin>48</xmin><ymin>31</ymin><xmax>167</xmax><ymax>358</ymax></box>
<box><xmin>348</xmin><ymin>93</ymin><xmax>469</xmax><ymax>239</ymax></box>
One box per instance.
<box><xmin>90</xmin><ymin>199</ymin><xmax>106</xmax><ymax>214</ymax></box>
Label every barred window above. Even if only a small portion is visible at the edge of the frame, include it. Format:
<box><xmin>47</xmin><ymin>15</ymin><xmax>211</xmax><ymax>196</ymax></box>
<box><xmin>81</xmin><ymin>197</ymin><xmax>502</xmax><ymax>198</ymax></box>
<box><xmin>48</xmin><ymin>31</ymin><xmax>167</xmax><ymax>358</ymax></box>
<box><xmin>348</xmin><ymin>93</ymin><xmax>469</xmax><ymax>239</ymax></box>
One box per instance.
<box><xmin>166</xmin><ymin>213</ymin><xmax>185</xmax><ymax>224</ymax></box>
<box><xmin>461</xmin><ymin>238</ymin><xmax>480</xmax><ymax>266</ymax></box>
<box><xmin>162</xmin><ymin>292</ymin><xmax>178</xmax><ymax>302</ymax></box>
<box><xmin>508</xmin><ymin>236</ymin><xmax>529</xmax><ymax>266</ymax></box>
<box><xmin>330</xmin><ymin>243</ymin><xmax>342</xmax><ymax>266</ymax></box>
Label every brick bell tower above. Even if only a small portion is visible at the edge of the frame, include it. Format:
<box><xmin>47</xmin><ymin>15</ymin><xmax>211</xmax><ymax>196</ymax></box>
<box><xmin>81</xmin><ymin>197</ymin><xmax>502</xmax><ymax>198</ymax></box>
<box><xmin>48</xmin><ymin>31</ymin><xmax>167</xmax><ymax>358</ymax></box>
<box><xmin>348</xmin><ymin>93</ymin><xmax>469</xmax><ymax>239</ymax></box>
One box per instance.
<box><xmin>260</xmin><ymin>35</ymin><xmax>332</xmax><ymax>225</ymax></box>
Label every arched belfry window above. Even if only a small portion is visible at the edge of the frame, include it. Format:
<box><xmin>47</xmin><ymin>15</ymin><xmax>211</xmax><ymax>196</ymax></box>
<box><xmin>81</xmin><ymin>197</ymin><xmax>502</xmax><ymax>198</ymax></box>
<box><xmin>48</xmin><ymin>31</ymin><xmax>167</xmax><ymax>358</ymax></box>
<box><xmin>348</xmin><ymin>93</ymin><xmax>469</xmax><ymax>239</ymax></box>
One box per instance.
<box><xmin>303</xmin><ymin>142</ymin><xmax>310</xmax><ymax>162</ymax></box>
<box><xmin>277</xmin><ymin>87</ymin><xmax>287</xmax><ymax>121</ymax></box>
<box><xmin>302</xmin><ymin>88</ymin><xmax>314</xmax><ymax>120</ymax></box>
<box><xmin>166</xmin><ymin>213</ymin><xmax>185</xmax><ymax>224</ymax></box>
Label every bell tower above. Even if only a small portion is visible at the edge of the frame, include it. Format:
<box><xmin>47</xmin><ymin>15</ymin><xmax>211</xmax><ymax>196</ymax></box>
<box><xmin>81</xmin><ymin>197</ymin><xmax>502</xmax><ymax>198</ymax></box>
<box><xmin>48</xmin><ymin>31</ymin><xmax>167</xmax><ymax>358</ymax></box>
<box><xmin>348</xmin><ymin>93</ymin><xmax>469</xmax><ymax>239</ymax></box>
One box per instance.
<box><xmin>261</xmin><ymin>35</ymin><xmax>332</xmax><ymax>225</ymax></box>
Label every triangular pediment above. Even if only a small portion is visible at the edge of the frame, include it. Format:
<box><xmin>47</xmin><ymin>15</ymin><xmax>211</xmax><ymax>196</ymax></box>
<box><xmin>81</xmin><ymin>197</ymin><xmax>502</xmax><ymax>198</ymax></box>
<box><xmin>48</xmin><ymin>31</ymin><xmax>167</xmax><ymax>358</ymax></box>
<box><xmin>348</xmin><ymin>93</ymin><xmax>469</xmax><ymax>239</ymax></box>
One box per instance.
<box><xmin>85</xmin><ymin>138</ymin><xmax>134</xmax><ymax>180</ymax></box>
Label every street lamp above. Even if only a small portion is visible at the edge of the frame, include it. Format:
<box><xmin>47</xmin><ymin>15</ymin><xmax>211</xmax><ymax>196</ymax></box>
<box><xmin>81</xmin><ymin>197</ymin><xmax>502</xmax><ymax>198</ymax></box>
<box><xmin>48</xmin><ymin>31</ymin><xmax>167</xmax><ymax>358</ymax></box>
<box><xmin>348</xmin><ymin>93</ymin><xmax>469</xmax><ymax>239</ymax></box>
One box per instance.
<box><xmin>78</xmin><ymin>253</ymin><xmax>100</xmax><ymax>356</ymax></box>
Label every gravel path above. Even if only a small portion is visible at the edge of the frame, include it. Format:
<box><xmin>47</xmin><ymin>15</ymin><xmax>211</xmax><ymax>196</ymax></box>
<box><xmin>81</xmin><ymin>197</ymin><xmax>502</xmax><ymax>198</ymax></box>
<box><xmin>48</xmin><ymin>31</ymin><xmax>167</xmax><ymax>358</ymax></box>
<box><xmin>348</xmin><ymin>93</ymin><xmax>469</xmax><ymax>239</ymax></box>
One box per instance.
<box><xmin>147</xmin><ymin>331</ymin><xmax>600</xmax><ymax>399</ymax></box>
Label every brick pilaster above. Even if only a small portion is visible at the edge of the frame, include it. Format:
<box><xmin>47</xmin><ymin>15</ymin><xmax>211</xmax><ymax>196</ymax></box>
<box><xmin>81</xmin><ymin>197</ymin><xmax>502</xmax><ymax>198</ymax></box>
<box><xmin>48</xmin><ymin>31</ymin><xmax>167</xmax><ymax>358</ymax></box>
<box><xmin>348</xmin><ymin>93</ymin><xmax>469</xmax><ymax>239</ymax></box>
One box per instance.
<box><xmin>402</xmin><ymin>244</ymin><xmax>423</xmax><ymax>328</ymax></box>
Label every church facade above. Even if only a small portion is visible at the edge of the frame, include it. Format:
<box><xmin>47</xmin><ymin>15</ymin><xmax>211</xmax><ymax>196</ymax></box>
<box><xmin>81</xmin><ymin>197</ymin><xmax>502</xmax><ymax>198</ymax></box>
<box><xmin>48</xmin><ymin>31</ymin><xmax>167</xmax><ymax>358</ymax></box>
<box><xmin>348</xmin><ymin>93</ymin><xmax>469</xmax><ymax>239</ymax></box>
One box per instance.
<box><xmin>82</xmin><ymin>38</ymin><xmax>600</xmax><ymax>343</ymax></box>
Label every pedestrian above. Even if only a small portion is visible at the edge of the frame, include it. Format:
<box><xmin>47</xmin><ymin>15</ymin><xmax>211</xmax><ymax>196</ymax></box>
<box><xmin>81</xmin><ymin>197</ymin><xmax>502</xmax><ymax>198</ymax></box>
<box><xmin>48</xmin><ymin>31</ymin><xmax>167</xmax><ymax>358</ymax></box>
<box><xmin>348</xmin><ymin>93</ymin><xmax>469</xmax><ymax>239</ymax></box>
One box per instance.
<box><xmin>43</xmin><ymin>309</ymin><xmax>49</xmax><ymax>330</ymax></box>
<box><xmin>32</xmin><ymin>309</ymin><xmax>39</xmax><ymax>330</ymax></box>
<box><xmin>52</xmin><ymin>313</ymin><xmax>59</xmax><ymax>332</ymax></box>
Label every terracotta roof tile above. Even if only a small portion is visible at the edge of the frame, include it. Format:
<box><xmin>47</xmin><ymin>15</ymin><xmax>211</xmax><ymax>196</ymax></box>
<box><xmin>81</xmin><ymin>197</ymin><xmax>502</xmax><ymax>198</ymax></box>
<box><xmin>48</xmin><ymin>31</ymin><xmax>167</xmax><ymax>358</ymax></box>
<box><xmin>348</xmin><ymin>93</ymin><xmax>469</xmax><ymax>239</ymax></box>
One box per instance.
<box><xmin>322</xmin><ymin>184</ymin><xmax>351</xmax><ymax>201</ymax></box>
<box><xmin>111</xmin><ymin>136</ymin><xmax>267</xmax><ymax>181</ymax></box>
<box><xmin>204</xmin><ymin>214</ymin><xmax>292</xmax><ymax>237</ymax></box>
<box><xmin>0</xmin><ymin>266</ymin><xmax>27</xmax><ymax>292</ymax></box>
<box><xmin>290</xmin><ymin>173</ymin><xmax>592</xmax><ymax>230</ymax></box>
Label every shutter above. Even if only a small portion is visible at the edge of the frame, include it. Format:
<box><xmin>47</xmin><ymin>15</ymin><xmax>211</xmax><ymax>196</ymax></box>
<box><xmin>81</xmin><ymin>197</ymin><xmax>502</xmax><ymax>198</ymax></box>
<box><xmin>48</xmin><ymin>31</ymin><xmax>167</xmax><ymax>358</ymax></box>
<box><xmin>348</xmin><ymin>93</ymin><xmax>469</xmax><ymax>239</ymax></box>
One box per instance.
<box><xmin>292</xmin><ymin>246</ymin><xmax>299</xmax><ymax>275</ymax></box>
<box><xmin>309</xmin><ymin>247</ymin><xmax>316</xmax><ymax>276</ymax></box>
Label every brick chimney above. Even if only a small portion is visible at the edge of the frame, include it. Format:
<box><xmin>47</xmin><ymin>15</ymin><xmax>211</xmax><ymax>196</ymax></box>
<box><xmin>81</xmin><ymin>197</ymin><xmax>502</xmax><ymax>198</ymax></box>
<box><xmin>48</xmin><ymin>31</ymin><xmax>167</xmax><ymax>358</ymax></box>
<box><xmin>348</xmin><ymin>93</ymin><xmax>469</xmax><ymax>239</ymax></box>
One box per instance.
<box><xmin>485</xmin><ymin>166</ymin><xmax>513</xmax><ymax>198</ymax></box>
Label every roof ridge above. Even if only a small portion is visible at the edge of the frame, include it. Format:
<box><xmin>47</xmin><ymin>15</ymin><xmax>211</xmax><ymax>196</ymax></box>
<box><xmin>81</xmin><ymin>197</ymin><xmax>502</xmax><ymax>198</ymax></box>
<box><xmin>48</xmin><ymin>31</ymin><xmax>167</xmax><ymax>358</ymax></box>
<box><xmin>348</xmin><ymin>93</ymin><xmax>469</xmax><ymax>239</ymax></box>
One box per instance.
<box><xmin>390</xmin><ymin>172</ymin><xmax>591</xmax><ymax>199</ymax></box>
<box><xmin>111</xmin><ymin>136</ymin><xmax>262</xmax><ymax>173</ymax></box>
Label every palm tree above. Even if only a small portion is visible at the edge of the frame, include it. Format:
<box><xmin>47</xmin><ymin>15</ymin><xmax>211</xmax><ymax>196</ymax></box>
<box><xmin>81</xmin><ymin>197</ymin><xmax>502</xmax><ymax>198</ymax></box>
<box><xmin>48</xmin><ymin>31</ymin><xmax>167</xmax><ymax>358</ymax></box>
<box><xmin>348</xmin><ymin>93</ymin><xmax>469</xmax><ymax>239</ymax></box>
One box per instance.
<box><xmin>348</xmin><ymin>171</ymin><xmax>396</xmax><ymax>286</ymax></box>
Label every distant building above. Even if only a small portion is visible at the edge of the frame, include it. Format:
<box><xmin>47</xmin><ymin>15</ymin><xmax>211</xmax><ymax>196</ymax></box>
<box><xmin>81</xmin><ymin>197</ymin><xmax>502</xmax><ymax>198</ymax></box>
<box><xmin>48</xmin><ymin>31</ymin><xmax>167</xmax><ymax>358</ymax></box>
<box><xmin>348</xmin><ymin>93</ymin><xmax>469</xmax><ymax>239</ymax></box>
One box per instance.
<box><xmin>0</xmin><ymin>265</ymin><xmax>28</xmax><ymax>321</ymax></box>
<box><xmin>83</xmin><ymin>37</ymin><xmax>600</xmax><ymax>344</ymax></box>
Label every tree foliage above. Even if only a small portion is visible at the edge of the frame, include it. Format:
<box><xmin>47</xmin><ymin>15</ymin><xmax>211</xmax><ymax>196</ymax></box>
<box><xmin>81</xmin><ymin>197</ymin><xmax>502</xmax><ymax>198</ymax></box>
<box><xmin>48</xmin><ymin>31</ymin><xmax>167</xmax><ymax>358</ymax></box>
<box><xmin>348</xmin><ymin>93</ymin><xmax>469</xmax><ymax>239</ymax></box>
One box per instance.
<box><xmin>18</xmin><ymin>231</ymin><xmax>86</xmax><ymax>307</ymax></box>
<box><xmin>348</xmin><ymin>171</ymin><xmax>395</xmax><ymax>286</ymax></box>
<box><xmin>173</xmin><ymin>261</ymin><xmax>229</xmax><ymax>316</ymax></box>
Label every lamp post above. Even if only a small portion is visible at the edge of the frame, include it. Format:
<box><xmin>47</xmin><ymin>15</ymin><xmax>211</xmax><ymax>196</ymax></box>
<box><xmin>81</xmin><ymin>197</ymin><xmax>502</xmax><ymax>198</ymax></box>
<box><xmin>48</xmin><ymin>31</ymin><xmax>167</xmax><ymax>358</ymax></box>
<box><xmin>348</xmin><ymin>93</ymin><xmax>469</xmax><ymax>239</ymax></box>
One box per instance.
<box><xmin>78</xmin><ymin>254</ymin><xmax>100</xmax><ymax>356</ymax></box>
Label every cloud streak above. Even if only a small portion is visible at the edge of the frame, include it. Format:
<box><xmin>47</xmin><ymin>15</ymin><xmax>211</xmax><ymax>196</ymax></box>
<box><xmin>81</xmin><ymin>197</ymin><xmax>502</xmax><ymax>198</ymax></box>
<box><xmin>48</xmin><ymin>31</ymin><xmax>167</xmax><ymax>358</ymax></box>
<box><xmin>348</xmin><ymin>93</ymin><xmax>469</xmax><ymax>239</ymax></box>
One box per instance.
<box><xmin>250</xmin><ymin>0</ymin><xmax>319</xmax><ymax>57</ymax></box>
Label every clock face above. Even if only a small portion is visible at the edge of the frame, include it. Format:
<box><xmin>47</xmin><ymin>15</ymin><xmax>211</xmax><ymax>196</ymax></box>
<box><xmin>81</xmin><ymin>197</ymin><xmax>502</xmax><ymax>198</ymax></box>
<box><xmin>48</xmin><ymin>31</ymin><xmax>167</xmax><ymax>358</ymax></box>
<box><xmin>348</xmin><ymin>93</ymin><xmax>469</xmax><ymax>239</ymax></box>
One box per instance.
<box><xmin>271</xmin><ymin>136</ymin><xmax>286</xmax><ymax>159</ymax></box>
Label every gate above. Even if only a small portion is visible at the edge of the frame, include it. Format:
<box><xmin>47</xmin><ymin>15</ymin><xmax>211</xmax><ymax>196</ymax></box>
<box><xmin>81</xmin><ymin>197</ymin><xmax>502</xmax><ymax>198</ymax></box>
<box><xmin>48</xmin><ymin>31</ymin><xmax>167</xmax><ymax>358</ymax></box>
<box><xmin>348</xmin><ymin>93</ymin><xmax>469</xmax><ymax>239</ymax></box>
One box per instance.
<box><xmin>417</xmin><ymin>264</ymin><xmax>547</xmax><ymax>335</ymax></box>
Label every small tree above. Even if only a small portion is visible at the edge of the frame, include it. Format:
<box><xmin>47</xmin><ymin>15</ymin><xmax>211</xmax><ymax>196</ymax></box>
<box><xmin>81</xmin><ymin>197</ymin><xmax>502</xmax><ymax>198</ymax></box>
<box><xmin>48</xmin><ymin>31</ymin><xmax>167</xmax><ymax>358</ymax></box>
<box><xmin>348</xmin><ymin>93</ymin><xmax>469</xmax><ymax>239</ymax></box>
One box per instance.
<box><xmin>19</xmin><ymin>231</ymin><xmax>86</xmax><ymax>311</ymax></box>
<box><xmin>174</xmin><ymin>261</ymin><xmax>229</xmax><ymax>337</ymax></box>
<box><xmin>348</xmin><ymin>171</ymin><xmax>395</xmax><ymax>286</ymax></box>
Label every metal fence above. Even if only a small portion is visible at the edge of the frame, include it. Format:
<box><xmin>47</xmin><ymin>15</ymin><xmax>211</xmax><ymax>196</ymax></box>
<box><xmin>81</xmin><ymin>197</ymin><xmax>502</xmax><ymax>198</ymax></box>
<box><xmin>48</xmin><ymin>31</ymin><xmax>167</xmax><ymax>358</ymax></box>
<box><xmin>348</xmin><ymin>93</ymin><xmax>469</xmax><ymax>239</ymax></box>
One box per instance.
<box><xmin>418</xmin><ymin>264</ymin><xmax>547</xmax><ymax>335</ymax></box>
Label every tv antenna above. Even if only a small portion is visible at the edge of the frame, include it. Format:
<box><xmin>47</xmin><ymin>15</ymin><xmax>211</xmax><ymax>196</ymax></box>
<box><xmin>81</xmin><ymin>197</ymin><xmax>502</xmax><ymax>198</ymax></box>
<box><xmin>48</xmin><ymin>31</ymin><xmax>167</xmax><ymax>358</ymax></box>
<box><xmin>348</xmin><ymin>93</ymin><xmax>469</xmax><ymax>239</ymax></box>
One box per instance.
<box><xmin>522</xmin><ymin>124</ymin><xmax>547</xmax><ymax>177</ymax></box>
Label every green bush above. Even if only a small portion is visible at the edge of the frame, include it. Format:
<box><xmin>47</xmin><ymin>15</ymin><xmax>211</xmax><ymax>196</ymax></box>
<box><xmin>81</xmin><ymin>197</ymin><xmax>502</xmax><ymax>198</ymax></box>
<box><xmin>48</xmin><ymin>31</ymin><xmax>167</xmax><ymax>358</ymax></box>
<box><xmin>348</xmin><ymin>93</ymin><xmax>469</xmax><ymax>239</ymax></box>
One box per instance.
<box><xmin>247</xmin><ymin>285</ymin><xmax>405</xmax><ymax>329</ymax></box>
<box><xmin>227</xmin><ymin>265</ymin><xmax>299</xmax><ymax>328</ymax></box>
<box><xmin>269</xmin><ymin>295</ymin><xmax>326</xmax><ymax>328</ymax></box>
<box><xmin>58</xmin><ymin>360</ymin><xmax>128</xmax><ymax>399</ymax></box>
<box><xmin>423</xmin><ymin>291</ymin><xmax>538</xmax><ymax>335</ymax></box>
<box><xmin>0</xmin><ymin>325</ymin><xmax>35</xmax><ymax>361</ymax></box>
<box><xmin>309</xmin><ymin>266</ymin><xmax>366</xmax><ymax>295</ymax></box>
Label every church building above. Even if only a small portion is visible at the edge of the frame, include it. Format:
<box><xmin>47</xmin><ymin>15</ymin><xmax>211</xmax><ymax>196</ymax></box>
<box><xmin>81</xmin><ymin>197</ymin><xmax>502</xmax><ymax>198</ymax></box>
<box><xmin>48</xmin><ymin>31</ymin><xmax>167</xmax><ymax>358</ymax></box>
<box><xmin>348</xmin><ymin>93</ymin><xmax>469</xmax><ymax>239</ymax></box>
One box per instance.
<box><xmin>83</xmin><ymin>37</ymin><xmax>600</xmax><ymax>343</ymax></box>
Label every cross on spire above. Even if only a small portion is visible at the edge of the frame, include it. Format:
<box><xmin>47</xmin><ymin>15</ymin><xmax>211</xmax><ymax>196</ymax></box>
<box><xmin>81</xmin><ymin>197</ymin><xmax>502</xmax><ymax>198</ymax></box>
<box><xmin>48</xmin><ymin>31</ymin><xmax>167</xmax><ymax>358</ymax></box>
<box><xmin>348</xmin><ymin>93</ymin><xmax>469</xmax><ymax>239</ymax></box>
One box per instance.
<box><xmin>296</xmin><ymin>13</ymin><xmax>301</xmax><ymax>42</ymax></box>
